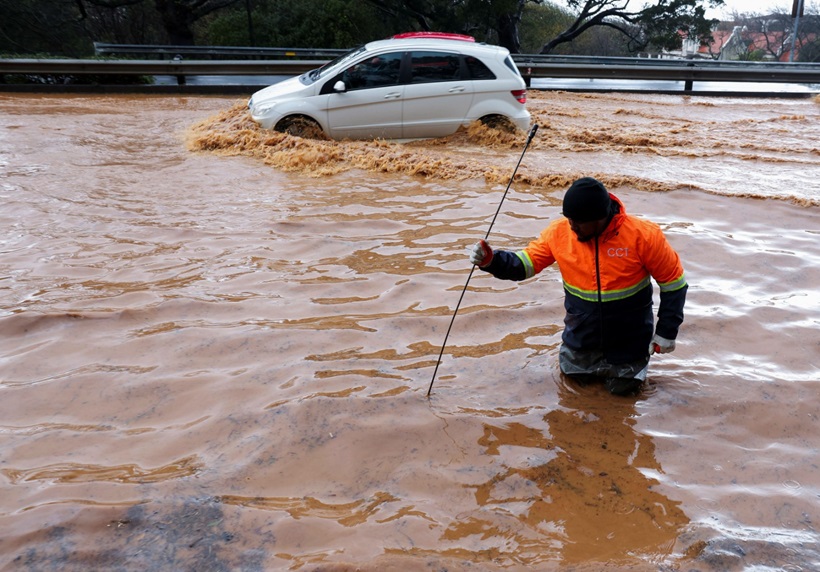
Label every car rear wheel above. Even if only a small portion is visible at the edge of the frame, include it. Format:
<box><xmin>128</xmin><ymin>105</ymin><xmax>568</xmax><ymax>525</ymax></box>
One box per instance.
<box><xmin>479</xmin><ymin>115</ymin><xmax>516</xmax><ymax>133</ymax></box>
<box><xmin>275</xmin><ymin>116</ymin><xmax>326</xmax><ymax>139</ymax></box>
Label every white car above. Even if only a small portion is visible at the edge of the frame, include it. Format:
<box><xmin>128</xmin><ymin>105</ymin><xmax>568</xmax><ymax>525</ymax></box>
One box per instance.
<box><xmin>248</xmin><ymin>32</ymin><xmax>531</xmax><ymax>140</ymax></box>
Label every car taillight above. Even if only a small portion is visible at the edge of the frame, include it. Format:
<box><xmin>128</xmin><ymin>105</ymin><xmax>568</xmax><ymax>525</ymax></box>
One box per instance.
<box><xmin>511</xmin><ymin>89</ymin><xmax>527</xmax><ymax>104</ymax></box>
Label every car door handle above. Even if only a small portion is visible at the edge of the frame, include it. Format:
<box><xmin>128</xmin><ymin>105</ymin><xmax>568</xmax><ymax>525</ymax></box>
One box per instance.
<box><xmin>384</xmin><ymin>92</ymin><xmax>402</xmax><ymax>99</ymax></box>
<box><xmin>448</xmin><ymin>86</ymin><xmax>466</xmax><ymax>93</ymax></box>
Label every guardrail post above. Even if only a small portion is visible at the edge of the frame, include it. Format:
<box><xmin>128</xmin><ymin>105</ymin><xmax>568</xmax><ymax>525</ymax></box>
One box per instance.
<box><xmin>173</xmin><ymin>54</ymin><xmax>186</xmax><ymax>85</ymax></box>
<box><xmin>684</xmin><ymin>61</ymin><xmax>694</xmax><ymax>92</ymax></box>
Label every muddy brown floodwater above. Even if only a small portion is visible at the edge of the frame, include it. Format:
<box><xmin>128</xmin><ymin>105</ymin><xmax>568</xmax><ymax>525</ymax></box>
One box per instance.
<box><xmin>0</xmin><ymin>90</ymin><xmax>818</xmax><ymax>571</ymax></box>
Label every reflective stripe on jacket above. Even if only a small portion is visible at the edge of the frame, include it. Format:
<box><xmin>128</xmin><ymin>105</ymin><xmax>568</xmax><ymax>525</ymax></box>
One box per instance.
<box><xmin>482</xmin><ymin>194</ymin><xmax>687</xmax><ymax>364</ymax></box>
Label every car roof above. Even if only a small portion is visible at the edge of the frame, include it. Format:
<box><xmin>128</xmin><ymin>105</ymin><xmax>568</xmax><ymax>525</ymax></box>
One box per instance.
<box><xmin>363</xmin><ymin>36</ymin><xmax>509</xmax><ymax>57</ymax></box>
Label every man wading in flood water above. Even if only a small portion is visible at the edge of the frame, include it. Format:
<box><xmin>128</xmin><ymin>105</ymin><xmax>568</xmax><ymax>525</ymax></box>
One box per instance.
<box><xmin>469</xmin><ymin>177</ymin><xmax>688</xmax><ymax>395</ymax></box>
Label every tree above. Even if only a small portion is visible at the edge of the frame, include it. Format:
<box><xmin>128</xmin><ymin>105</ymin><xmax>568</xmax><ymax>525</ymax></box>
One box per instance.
<box><xmin>709</xmin><ymin>6</ymin><xmax>820</xmax><ymax>61</ymax></box>
<box><xmin>799</xmin><ymin>38</ymin><xmax>820</xmax><ymax>61</ymax></box>
<box><xmin>361</xmin><ymin>0</ymin><xmax>538</xmax><ymax>53</ymax></box>
<box><xmin>77</xmin><ymin>0</ymin><xmax>165</xmax><ymax>46</ymax></box>
<box><xmin>199</xmin><ymin>0</ymin><xmax>395</xmax><ymax>48</ymax></box>
<box><xmin>364</xmin><ymin>0</ymin><xmax>726</xmax><ymax>55</ymax></box>
<box><xmin>362</xmin><ymin>0</ymin><xmax>460</xmax><ymax>33</ymax></box>
<box><xmin>0</xmin><ymin>0</ymin><xmax>91</xmax><ymax>55</ymax></box>
<box><xmin>519</xmin><ymin>2</ymin><xmax>575</xmax><ymax>53</ymax></box>
<box><xmin>539</xmin><ymin>0</ymin><xmax>726</xmax><ymax>54</ymax></box>
<box><xmin>796</xmin><ymin>5</ymin><xmax>820</xmax><ymax>61</ymax></box>
<box><xmin>79</xmin><ymin>0</ymin><xmax>242</xmax><ymax>45</ymax></box>
<box><xmin>486</xmin><ymin>0</ymin><xmax>530</xmax><ymax>53</ymax></box>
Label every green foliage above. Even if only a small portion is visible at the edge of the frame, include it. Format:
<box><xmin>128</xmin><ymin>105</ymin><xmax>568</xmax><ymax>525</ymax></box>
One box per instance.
<box><xmin>519</xmin><ymin>2</ymin><xmax>574</xmax><ymax>53</ymax></box>
<box><xmin>81</xmin><ymin>1</ymin><xmax>165</xmax><ymax>45</ymax></box>
<box><xmin>638</xmin><ymin>0</ymin><xmax>721</xmax><ymax>51</ymax></box>
<box><xmin>354</xmin><ymin>0</ymin><xmax>533</xmax><ymax>51</ymax></box>
<box><xmin>0</xmin><ymin>0</ymin><xmax>763</xmax><ymax>60</ymax></box>
<box><xmin>797</xmin><ymin>39</ymin><xmax>820</xmax><ymax>62</ymax></box>
<box><xmin>566</xmin><ymin>26</ymin><xmax>638</xmax><ymax>56</ymax></box>
<box><xmin>198</xmin><ymin>9</ymin><xmax>257</xmax><ymax>46</ymax></box>
<box><xmin>0</xmin><ymin>0</ymin><xmax>93</xmax><ymax>56</ymax></box>
<box><xmin>738</xmin><ymin>48</ymin><xmax>766</xmax><ymax>61</ymax></box>
<box><xmin>198</xmin><ymin>0</ymin><xmax>395</xmax><ymax>48</ymax></box>
<box><xmin>0</xmin><ymin>0</ymin><xmax>168</xmax><ymax>56</ymax></box>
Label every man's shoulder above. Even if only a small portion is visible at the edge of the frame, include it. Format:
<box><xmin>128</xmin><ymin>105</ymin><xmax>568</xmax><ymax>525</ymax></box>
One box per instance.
<box><xmin>545</xmin><ymin>217</ymin><xmax>569</xmax><ymax>233</ymax></box>
<box><xmin>620</xmin><ymin>213</ymin><xmax>662</xmax><ymax>234</ymax></box>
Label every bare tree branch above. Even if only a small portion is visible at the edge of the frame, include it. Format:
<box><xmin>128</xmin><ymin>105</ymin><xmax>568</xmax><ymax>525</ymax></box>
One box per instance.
<box><xmin>540</xmin><ymin>0</ymin><xmax>724</xmax><ymax>54</ymax></box>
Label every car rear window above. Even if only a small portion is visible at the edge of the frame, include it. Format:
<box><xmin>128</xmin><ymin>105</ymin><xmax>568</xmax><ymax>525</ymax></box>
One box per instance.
<box><xmin>503</xmin><ymin>55</ymin><xmax>521</xmax><ymax>76</ymax></box>
<box><xmin>465</xmin><ymin>56</ymin><xmax>496</xmax><ymax>80</ymax></box>
<box><xmin>409</xmin><ymin>51</ymin><xmax>462</xmax><ymax>83</ymax></box>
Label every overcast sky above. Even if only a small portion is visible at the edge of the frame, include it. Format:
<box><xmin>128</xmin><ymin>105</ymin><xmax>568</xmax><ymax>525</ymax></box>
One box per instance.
<box><xmin>553</xmin><ymin>1</ymin><xmax>804</xmax><ymax>18</ymax></box>
<box><xmin>705</xmin><ymin>0</ymin><xmax>800</xmax><ymax>17</ymax></box>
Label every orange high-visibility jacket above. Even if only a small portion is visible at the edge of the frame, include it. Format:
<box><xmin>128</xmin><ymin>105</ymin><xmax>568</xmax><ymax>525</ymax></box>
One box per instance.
<box><xmin>481</xmin><ymin>194</ymin><xmax>687</xmax><ymax>363</ymax></box>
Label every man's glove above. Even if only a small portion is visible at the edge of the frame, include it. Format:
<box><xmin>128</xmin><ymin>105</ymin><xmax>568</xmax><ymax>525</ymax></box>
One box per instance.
<box><xmin>469</xmin><ymin>240</ymin><xmax>493</xmax><ymax>267</ymax></box>
<box><xmin>649</xmin><ymin>334</ymin><xmax>676</xmax><ymax>355</ymax></box>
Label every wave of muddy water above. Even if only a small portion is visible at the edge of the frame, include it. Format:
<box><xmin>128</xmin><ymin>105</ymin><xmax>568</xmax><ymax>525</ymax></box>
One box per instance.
<box><xmin>0</xmin><ymin>91</ymin><xmax>818</xmax><ymax>571</ymax></box>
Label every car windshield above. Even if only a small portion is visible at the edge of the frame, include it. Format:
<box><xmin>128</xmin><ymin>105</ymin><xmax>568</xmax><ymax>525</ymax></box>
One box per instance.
<box><xmin>307</xmin><ymin>46</ymin><xmax>367</xmax><ymax>82</ymax></box>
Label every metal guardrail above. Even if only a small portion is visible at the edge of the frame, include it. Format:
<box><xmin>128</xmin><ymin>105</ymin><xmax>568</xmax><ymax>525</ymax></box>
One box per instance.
<box><xmin>93</xmin><ymin>42</ymin><xmax>346</xmax><ymax>60</ymax></box>
<box><xmin>513</xmin><ymin>52</ymin><xmax>820</xmax><ymax>69</ymax></box>
<box><xmin>2</xmin><ymin>53</ymin><xmax>819</xmax><ymax>93</ymax></box>
<box><xmin>88</xmin><ymin>43</ymin><xmax>820</xmax><ymax>70</ymax></box>
<box><xmin>89</xmin><ymin>42</ymin><xmax>820</xmax><ymax>71</ymax></box>
<box><xmin>1</xmin><ymin>59</ymin><xmax>324</xmax><ymax>76</ymax></box>
<box><xmin>518</xmin><ymin>60</ymin><xmax>820</xmax><ymax>84</ymax></box>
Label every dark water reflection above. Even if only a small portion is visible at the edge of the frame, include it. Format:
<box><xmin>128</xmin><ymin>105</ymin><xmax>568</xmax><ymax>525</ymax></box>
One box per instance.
<box><xmin>0</xmin><ymin>93</ymin><xmax>818</xmax><ymax>571</ymax></box>
<box><xmin>467</xmin><ymin>379</ymin><xmax>688</xmax><ymax>566</ymax></box>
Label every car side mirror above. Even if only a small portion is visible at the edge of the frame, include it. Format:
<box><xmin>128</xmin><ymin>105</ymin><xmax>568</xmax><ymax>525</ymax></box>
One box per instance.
<box><xmin>333</xmin><ymin>80</ymin><xmax>346</xmax><ymax>92</ymax></box>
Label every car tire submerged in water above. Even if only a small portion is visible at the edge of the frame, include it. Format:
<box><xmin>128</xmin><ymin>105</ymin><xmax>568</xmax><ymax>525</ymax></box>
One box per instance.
<box><xmin>275</xmin><ymin>116</ymin><xmax>325</xmax><ymax>139</ymax></box>
<box><xmin>479</xmin><ymin>114</ymin><xmax>516</xmax><ymax>133</ymax></box>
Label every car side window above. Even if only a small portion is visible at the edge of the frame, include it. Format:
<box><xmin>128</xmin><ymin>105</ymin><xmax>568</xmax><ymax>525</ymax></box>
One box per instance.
<box><xmin>409</xmin><ymin>51</ymin><xmax>462</xmax><ymax>83</ymax></box>
<box><xmin>341</xmin><ymin>51</ymin><xmax>403</xmax><ymax>90</ymax></box>
<box><xmin>465</xmin><ymin>56</ymin><xmax>497</xmax><ymax>80</ymax></box>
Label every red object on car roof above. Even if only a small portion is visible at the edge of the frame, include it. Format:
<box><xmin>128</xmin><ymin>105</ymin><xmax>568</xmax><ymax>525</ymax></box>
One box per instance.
<box><xmin>392</xmin><ymin>32</ymin><xmax>476</xmax><ymax>42</ymax></box>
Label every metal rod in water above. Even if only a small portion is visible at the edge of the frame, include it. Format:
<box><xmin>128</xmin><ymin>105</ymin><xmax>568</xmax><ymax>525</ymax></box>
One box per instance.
<box><xmin>426</xmin><ymin>124</ymin><xmax>539</xmax><ymax>397</ymax></box>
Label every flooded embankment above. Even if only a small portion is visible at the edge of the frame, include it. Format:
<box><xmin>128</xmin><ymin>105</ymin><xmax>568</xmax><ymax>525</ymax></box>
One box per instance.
<box><xmin>0</xmin><ymin>91</ymin><xmax>818</xmax><ymax>571</ymax></box>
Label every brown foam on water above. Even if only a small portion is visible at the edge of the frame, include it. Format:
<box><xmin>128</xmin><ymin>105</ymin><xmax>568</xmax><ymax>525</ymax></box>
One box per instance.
<box><xmin>187</xmin><ymin>91</ymin><xmax>820</xmax><ymax>205</ymax></box>
<box><xmin>186</xmin><ymin>108</ymin><xmax>678</xmax><ymax>198</ymax></box>
<box><xmin>186</xmin><ymin>101</ymin><xmax>527</xmax><ymax>181</ymax></box>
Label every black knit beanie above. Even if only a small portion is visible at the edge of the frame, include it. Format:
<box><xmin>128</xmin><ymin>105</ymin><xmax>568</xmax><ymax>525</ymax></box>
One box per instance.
<box><xmin>562</xmin><ymin>177</ymin><xmax>612</xmax><ymax>222</ymax></box>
